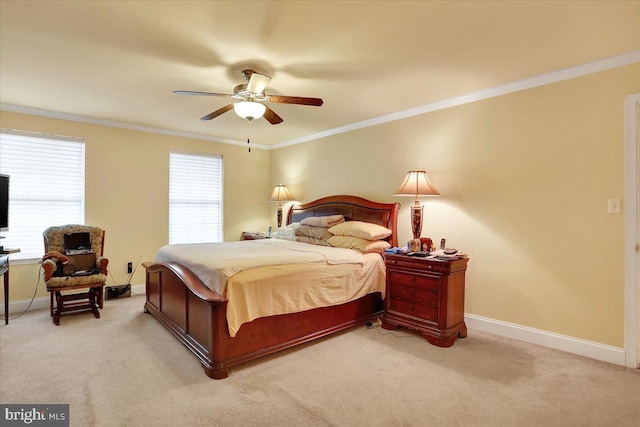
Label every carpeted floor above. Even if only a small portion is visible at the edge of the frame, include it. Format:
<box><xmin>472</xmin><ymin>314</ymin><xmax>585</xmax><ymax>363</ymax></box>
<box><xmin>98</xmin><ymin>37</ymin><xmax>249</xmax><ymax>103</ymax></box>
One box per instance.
<box><xmin>1</xmin><ymin>294</ymin><xmax>639</xmax><ymax>427</ymax></box>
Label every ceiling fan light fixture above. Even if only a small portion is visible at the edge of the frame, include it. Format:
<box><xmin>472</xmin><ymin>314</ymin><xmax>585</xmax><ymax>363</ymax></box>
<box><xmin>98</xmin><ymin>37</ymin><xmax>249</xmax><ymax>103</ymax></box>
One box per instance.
<box><xmin>234</xmin><ymin>101</ymin><xmax>266</xmax><ymax>120</ymax></box>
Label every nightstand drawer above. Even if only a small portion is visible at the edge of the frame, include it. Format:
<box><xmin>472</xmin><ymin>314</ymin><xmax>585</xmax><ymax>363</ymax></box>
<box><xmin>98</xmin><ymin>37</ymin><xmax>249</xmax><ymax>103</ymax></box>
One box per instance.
<box><xmin>390</xmin><ymin>284</ymin><xmax>438</xmax><ymax>307</ymax></box>
<box><xmin>388</xmin><ymin>271</ymin><xmax>439</xmax><ymax>291</ymax></box>
<box><xmin>389</xmin><ymin>298</ymin><xmax>438</xmax><ymax>322</ymax></box>
<box><xmin>385</xmin><ymin>257</ymin><xmax>448</xmax><ymax>273</ymax></box>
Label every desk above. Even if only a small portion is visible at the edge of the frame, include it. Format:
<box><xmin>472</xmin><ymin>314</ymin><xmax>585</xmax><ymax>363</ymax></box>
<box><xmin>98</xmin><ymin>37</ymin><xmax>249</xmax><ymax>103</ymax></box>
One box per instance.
<box><xmin>0</xmin><ymin>248</ymin><xmax>20</xmax><ymax>325</ymax></box>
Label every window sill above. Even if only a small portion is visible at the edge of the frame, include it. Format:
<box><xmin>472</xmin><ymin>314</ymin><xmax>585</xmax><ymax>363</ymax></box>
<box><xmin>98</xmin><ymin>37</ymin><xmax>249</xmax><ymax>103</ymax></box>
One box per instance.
<box><xmin>7</xmin><ymin>257</ymin><xmax>41</xmax><ymax>266</ymax></box>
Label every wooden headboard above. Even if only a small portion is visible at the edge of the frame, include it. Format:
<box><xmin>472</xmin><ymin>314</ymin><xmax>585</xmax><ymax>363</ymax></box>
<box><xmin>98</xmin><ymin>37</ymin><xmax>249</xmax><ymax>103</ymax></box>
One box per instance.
<box><xmin>287</xmin><ymin>195</ymin><xmax>400</xmax><ymax>247</ymax></box>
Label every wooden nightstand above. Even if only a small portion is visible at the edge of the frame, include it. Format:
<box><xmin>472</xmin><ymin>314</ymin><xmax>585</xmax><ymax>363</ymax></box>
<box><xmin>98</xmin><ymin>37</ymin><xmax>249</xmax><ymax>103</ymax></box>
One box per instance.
<box><xmin>381</xmin><ymin>253</ymin><xmax>469</xmax><ymax>347</ymax></box>
<box><xmin>241</xmin><ymin>232</ymin><xmax>270</xmax><ymax>240</ymax></box>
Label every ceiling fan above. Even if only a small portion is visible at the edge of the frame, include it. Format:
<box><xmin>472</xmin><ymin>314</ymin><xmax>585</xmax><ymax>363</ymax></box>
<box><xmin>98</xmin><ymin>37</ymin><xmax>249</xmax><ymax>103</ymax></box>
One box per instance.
<box><xmin>173</xmin><ymin>69</ymin><xmax>323</xmax><ymax>125</ymax></box>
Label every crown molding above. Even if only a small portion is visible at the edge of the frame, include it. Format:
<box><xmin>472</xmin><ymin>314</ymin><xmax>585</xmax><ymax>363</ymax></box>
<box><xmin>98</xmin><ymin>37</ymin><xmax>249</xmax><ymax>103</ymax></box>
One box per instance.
<box><xmin>2</xmin><ymin>50</ymin><xmax>638</xmax><ymax>151</ymax></box>
<box><xmin>272</xmin><ymin>49</ymin><xmax>640</xmax><ymax>149</ymax></box>
<box><xmin>0</xmin><ymin>103</ymin><xmax>270</xmax><ymax>151</ymax></box>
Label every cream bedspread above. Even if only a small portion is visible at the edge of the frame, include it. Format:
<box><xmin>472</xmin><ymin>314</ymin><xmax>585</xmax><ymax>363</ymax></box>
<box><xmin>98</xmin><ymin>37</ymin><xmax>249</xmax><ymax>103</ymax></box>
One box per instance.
<box><xmin>155</xmin><ymin>239</ymin><xmax>386</xmax><ymax>336</ymax></box>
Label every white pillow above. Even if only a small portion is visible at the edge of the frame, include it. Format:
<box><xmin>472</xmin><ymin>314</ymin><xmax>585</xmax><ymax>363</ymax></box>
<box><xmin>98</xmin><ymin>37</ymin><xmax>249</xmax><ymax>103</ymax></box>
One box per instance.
<box><xmin>295</xmin><ymin>225</ymin><xmax>333</xmax><ymax>241</ymax></box>
<box><xmin>271</xmin><ymin>222</ymin><xmax>300</xmax><ymax>241</ymax></box>
<box><xmin>327</xmin><ymin>235</ymin><xmax>391</xmax><ymax>254</ymax></box>
<box><xmin>328</xmin><ymin>221</ymin><xmax>392</xmax><ymax>240</ymax></box>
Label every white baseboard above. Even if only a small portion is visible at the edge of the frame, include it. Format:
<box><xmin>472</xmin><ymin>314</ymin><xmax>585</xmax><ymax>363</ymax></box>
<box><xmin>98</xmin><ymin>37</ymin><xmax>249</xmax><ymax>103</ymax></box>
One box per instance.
<box><xmin>4</xmin><ymin>290</ymin><xmax>626</xmax><ymax>366</ymax></box>
<box><xmin>465</xmin><ymin>313</ymin><xmax>626</xmax><ymax>366</ymax></box>
<box><xmin>5</xmin><ymin>295</ymin><xmax>50</xmax><ymax>315</ymax></box>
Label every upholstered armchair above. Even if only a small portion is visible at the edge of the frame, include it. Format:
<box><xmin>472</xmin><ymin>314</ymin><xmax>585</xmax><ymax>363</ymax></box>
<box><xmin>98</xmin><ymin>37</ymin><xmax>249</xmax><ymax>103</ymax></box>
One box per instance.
<box><xmin>42</xmin><ymin>224</ymin><xmax>109</xmax><ymax>325</ymax></box>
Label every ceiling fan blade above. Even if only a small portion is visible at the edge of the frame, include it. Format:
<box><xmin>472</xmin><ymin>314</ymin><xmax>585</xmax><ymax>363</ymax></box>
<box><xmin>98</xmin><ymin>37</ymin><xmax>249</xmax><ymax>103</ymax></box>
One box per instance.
<box><xmin>263</xmin><ymin>106</ymin><xmax>284</xmax><ymax>125</ymax></box>
<box><xmin>174</xmin><ymin>90</ymin><xmax>232</xmax><ymax>97</ymax></box>
<box><xmin>246</xmin><ymin>72</ymin><xmax>271</xmax><ymax>94</ymax></box>
<box><xmin>267</xmin><ymin>95</ymin><xmax>323</xmax><ymax>106</ymax></box>
<box><xmin>200</xmin><ymin>104</ymin><xmax>234</xmax><ymax>121</ymax></box>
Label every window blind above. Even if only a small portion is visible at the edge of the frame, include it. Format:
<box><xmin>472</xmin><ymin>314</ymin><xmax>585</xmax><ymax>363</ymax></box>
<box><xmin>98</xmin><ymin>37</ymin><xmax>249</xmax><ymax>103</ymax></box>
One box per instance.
<box><xmin>0</xmin><ymin>130</ymin><xmax>85</xmax><ymax>260</ymax></box>
<box><xmin>169</xmin><ymin>152</ymin><xmax>223</xmax><ymax>244</ymax></box>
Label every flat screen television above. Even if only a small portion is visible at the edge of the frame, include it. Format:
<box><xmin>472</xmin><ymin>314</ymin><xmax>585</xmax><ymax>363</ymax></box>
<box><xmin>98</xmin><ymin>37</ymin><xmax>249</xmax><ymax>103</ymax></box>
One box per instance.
<box><xmin>0</xmin><ymin>174</ymin><xmax>8</xmax><ymax>232</ymax></box>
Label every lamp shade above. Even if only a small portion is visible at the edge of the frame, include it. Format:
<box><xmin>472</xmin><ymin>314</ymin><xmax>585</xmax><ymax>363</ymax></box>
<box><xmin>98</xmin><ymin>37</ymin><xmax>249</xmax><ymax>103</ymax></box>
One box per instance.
<box><xmin>233</xmin><ymin>101</ymin><xmax>266</xmax><ymax>120</ymax></box>
<box><xmin>269</xmin><ymin>184</ymin><xmax>295</xmax><ymax>202</ymax></box>
<box><xmin>394</xmin><ymin>169</ymin><xmax>440</xmax><ymax>198</ymax></box>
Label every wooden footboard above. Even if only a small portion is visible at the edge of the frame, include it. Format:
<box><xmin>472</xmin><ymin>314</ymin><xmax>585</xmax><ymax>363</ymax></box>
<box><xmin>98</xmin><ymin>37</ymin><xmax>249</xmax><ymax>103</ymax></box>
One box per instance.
<box><xmin>144</xmin><ymin>261</ymin><xmax>383</xmax><ymax>379</ymax></box>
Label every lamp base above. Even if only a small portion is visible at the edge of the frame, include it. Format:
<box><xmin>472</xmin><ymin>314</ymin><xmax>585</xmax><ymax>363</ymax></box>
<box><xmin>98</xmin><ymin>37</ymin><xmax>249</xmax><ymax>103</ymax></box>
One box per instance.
<box><xmin>410</xmin><ymin>205</ymin><xmax>423</xmax><ymax>239</ymax></box>
<box><xmin>277</xmin><ymin>206</ymin><xmax>283</xmax><ymax>228</ymax></box>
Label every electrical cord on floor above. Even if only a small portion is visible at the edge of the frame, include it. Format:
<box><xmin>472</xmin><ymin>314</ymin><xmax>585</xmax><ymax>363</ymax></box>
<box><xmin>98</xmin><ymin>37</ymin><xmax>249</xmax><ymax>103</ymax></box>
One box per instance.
<box><xmin>370</xmin><ymin>326</ymin><xmax>416</xmax><ymax>339</ymax></box>
<box><xmin>0</xmin><ymin>266</ymin><xmax>42</xmax><ymax>324</ymax></box>
<box><xmin>366</xmin><ymin>318</ymin><xmax>416</xmax><ymax>338</ymax></box>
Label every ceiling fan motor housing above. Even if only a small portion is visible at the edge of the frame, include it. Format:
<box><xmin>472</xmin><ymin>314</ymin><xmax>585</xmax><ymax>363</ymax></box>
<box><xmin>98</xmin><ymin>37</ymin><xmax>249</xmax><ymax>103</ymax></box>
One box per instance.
<box><xmin>233</xmin><ymin>84</ymin><xmax>266</xmax><ymax>101</ymax></box>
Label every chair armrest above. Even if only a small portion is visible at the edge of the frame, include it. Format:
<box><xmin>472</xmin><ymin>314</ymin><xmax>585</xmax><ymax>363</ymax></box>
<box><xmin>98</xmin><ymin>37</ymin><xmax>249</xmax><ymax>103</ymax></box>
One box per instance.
<box><xmin>42</xmin><ymin>259</ymin><xmax>57</xmax><ymax>281</ymax></box>
<box><xmin>97</xmin><ymin>257</ymin><xmax>109</xmax><ymax>275</ymax></box>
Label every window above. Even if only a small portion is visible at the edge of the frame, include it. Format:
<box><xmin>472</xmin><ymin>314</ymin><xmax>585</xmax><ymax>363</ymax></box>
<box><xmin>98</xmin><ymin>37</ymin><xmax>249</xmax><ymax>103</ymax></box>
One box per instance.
<box><xmin>169</xmin><ymin>152</ymin><xmax>222</xmax><ymax>244</ymax></box>
<box><xmin>0</xmin><ymin>130</ymin><xmax>85</xmax><ymax>260</ymax></box>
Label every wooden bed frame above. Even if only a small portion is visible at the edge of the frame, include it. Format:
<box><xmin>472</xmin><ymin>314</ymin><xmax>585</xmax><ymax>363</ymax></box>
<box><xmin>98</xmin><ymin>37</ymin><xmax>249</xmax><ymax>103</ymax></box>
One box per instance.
<box><xmin>143</xmin><ymin>195</ymin><xmax>399</xmax><ymax>379</ymax></box>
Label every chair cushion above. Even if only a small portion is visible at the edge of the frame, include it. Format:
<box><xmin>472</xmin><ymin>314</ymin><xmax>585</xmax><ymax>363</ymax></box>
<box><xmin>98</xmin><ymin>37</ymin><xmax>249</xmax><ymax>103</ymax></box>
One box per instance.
<box><xmin>66</xmin><ymin>253</ymin><xmax>97</xmax><ymax>273</ymax></box>
<box><xmin>46</xmin><ymin>273</ymin><xmax>107</xmax><ymax>289</ymax></box>
<box><xmin>43</xmin><ymin>225</ymin><xmax>103</xmax><ymax>255</ymax></box>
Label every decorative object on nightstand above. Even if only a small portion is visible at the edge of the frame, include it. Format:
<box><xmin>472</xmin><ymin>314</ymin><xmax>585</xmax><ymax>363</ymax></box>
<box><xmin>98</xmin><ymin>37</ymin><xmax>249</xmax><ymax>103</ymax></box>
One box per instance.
<box><xmin>241</xmin><ymin>231</ymin><xmax>269</xmax><ymax>240</ymax></box>
<box><xmin>381</xmin><ymin>253</ymin><xmax>468</xmax><ymax>347</ymax></box>
<box><xmin>269</xmin><ymin>184</ymin><xmax>296</xmax><ymax>227</ymax></box>
<box><xmin>394</xmin><ymin>169</ymin><xmax>440</xmax><ymax>239</ymax></box>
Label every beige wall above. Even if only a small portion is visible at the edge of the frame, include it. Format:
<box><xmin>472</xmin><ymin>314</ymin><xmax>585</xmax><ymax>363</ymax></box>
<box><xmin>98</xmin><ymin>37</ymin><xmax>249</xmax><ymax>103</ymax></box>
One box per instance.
<box><xmin>1</xmin><ymin>111</ymin><xmax>271</xmax><ymax>301</ymax></box>
<box><xmin>2</xmin><ymin>63</ymin><xmax>638</xmax><ymax>348</ymax></box>
<box><xmin>271</xmin><ymin>63</ymin><xmax>640</xmax><ymax>347</ymax></box>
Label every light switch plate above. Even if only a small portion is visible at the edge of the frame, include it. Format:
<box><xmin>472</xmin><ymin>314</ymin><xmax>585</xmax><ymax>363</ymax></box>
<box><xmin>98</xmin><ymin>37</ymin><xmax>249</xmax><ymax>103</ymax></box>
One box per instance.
<box><xmin>608</xmin><ymin>199</ymin><xmax>622</xmax><ymax>214</ymax></box>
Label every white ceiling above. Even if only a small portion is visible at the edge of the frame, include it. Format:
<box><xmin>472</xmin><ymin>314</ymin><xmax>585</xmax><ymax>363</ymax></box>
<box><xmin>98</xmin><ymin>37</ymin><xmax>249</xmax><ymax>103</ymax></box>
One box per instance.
<box><xmin>1</xmin><ymin>1</ymin><xmax>639</xmax><ymax>148</ymax></box>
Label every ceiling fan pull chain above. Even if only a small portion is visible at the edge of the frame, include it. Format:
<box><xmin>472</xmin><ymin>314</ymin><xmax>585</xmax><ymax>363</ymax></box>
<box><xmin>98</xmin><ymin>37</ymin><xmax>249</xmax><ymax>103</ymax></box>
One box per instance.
<box><xmin>247</xmin><ymin>122</ymin><xmax>251</xmax><ymax>153</ymax></box>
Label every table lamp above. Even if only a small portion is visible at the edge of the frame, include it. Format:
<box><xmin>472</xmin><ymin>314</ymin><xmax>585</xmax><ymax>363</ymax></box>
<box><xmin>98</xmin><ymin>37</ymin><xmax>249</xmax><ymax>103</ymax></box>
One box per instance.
<box><xmin>269</xmin><ymin>184</ymin><xmax>295</xmax><ymax>227</ymax></box>
<box><xmin>394</xmin><ymin>169</ymin><xmax>440</xmax><ymax>239</ymax></box>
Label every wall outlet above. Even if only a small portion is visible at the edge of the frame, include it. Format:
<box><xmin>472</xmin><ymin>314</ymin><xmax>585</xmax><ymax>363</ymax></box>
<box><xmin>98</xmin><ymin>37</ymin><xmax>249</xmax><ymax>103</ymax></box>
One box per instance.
<box><xmin>127</xmin><ymin>262</ymin><xmax>133</xmax><ymax>274</ymax></box>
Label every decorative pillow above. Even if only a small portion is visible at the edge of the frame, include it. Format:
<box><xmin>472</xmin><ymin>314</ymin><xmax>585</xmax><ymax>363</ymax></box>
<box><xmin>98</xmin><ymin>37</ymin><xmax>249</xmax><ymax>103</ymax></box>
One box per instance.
<box><xmin>328</xmin><ymin>221</ymin><xmax>392</xmax><ymax>241</ymax></box>
<box><xmin>271</xmin><ymin>222</ymin><xmax>301</xmax><ymax>241</ymax></box>
<box><xmin>295</xmin><ymin>236</ymin><xmax>331</xmax><ymax>246</ymax></box>
<box><xmin>327</xmin><ymin>235</ymin><xmax>391</xmax><ymax>254</ymax></box>
<box><xmin>300</xmin><ymin>215</ymin><xmax>345</xmax><ymax>228</ymax></box>
<box><xmin>295</xmin><ymin>225</ymin><xmax>333</xmax><ymax>241</ymax></box>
